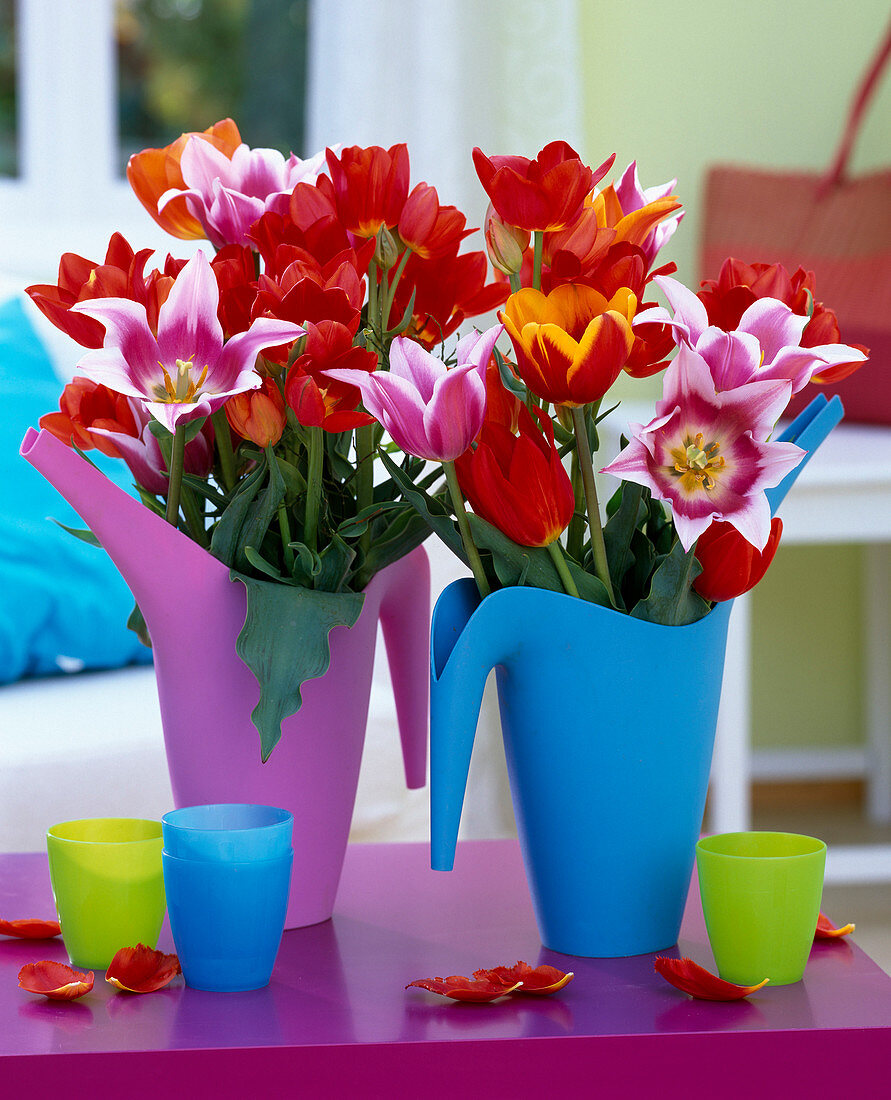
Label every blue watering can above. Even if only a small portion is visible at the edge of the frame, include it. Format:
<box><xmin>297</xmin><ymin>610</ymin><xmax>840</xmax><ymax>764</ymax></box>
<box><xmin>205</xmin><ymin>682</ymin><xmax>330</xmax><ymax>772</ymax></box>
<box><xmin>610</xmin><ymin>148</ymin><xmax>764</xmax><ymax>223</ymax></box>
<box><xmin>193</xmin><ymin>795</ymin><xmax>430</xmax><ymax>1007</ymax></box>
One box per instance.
<box><xmin>430</xmin><ymin>396</ymin><xmax>843</xmax><ymax>957</ymax></box>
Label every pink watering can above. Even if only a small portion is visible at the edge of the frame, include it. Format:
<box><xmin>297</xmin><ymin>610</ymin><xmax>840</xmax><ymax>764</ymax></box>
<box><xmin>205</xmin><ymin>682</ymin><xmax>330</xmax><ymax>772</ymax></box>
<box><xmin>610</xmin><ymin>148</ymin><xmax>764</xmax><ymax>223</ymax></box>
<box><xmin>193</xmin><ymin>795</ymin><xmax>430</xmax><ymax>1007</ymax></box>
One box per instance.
<box><xmin>22</xmin><ymin>427</ymin><xmax>430</xmax><ymax>928</ymax></box>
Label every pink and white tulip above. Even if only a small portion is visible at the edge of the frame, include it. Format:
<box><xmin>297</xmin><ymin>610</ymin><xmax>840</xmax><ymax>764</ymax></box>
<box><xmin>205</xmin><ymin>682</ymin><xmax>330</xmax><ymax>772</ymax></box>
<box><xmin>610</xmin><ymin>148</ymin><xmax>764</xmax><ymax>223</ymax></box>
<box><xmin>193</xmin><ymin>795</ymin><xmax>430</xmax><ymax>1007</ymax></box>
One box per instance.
<box><xmin>613</xmin><ymin>161</ymin><xmax>683</xmax><ymax>265</ymax></box>
<box><xmin>324</xmin><ymin>323</ymin><xmax>503</xmax><ymax>462</ymax></box>
<box><xmin>601</xmin><ymin>344</ymin><xmax>805</xmax><ymax>551</ymax></box>
<box><xmin>71</xmin><ymin>251</ymin><xmax>304</xmax><ymax>434</ymax></box>
<box><xmin>637</xmin><ymin>275</ymin><xmax>866</xmax><ymax>395</ymax></box>
<box><xmin>158</xmin><ymin>138</ymin><xmax>330</xmax><ymax>249</ymax></box>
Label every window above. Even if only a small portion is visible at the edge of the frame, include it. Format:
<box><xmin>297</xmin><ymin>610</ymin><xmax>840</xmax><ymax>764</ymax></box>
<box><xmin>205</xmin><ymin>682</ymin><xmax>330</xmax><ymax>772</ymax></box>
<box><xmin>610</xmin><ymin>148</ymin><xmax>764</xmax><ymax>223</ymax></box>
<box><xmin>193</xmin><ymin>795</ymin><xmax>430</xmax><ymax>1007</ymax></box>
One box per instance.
<box><xmin>0</xmin><ymin>0</ymin><xmax>307</xmax><ymax>281</ymax></box>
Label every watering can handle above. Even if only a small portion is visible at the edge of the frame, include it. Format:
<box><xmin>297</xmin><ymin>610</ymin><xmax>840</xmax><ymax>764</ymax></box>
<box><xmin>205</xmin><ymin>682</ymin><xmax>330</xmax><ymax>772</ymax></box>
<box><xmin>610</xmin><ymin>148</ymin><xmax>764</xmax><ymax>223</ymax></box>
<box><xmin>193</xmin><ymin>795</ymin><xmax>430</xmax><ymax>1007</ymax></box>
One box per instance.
<box><xmin>378</xmin><ymin>546</ymin><xmax>431</xmax><ymax>790</ymax></box>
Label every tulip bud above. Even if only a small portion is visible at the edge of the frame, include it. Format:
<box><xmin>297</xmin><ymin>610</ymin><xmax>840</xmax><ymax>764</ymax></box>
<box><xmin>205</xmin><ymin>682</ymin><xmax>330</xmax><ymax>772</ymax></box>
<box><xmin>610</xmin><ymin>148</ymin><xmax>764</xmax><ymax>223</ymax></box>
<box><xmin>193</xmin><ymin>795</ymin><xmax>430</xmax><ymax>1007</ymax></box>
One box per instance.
<box><xmin>484</xmin><ymin>203</ymin><xmax>530</xmax><ymax>276</ymax></box>
<box><xmin>374</xmin><ymin>225</ymin><xmax>400</xmax><ymax>271</ymax></box>
<box><xmin>225</xmin><ymin>377</ymin><xmax>286</xmax><ymax>448</ymax></box>
<box><xmin>692</xmin><ymin>517</ymin><xmax>783</xmax><ymax>602</ymax></box>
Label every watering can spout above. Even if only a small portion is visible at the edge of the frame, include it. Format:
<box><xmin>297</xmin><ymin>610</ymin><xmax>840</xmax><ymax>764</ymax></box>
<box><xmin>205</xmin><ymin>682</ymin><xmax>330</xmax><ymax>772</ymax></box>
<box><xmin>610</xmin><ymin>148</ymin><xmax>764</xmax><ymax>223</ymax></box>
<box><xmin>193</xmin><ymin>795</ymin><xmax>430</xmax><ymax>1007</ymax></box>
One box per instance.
<box><xmin>20</xmin><ymin>427</ymin><xmax>209</xmax><ymax>615</ymax></box>
<box><xmin>377</xmin><ymin>546</ymin><xmax>431</xmax><ymax>790</ymax></box>
<box><xmin>768</xmin><ymin>395</ymin><xmax>844</xmax><ymax>514</ymax></box>
<box><xmin>429</xmin><ymin>581</ymin><xmax>509</xmax><ymax>871</ymax></box>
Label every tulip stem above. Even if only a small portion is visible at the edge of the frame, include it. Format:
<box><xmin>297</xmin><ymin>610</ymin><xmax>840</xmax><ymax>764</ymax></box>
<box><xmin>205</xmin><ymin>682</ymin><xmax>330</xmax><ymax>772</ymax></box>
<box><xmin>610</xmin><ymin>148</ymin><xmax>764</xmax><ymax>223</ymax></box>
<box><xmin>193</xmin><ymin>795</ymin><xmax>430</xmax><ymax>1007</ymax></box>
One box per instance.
<box><xmin>356</xmin><ymin>424</ymin><xmax>375</xmax><ymax>558</ymax></box>
<box><xmin>381</xmin><ymin>248</ymin><xmax>412</xmax><ymax>331</ymax></box>
<box><xmin>532</xmin><ymin>231</ymin><xmax>544</xmax><ymax>291</ymax></box>
<box><xmin>165</xmin><ymin>422</ymin><xmax>186</xmax><ymax>528</ymax></box>
<box><xmin>443</xmin><ymin>460</ymin><xmax>490</xmax><ymax>599</ymax></box>
<box><xmin>211</xmin><ymin>408</ymin><xmax>236</xmax><ymax>493</ymax></box>
<box><xmin>303</xmin><ymin>430</ymin><xmax>323</xmax><ymax>556</ymax></box>
<box><xmin>547</xmin><ymin>540</ymin><xmax>579</xmax><ymax>598</ymax></box>
<box><xmin>180</xmin><ymin>485</ymin><xmax>209</xmax><ymax>548</ymax></box>
<box><xmin>263</xmin><ymin>443</ymin><xmax>296</xmax><ymax>573</ymax></box>
<box><xmin>367</xmin><ymin>262</ymin><xmax>380</xmax><ymax>346</ymax></box>
<box><xmin>570</xmin><ymin>404</ymin><xmax>614</xmax><ymax>603</ymax></box>
<box><xmin>509</xmin><ymin>272</ymin><xmax>522</xmax><ymax>294</ymax></box>
<box><xmin>567</xmin><ymin>447</ymin><xmax>585</xmax><ymax>561</ymax></box>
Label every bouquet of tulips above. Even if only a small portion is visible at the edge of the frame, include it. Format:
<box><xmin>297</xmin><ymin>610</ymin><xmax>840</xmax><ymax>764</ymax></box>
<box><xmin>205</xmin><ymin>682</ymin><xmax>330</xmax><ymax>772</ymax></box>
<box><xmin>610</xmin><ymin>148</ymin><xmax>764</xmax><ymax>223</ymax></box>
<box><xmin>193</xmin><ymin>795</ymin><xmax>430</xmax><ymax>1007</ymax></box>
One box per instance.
<box><xmin>327</xmin><ymin>141</ymin><xmax>868</xmax><ymax>622</ymax></box>
<box><xmin>29</xmin><ymin>122</ymin><xmax>868</xmax><ymax>733</ymax></box>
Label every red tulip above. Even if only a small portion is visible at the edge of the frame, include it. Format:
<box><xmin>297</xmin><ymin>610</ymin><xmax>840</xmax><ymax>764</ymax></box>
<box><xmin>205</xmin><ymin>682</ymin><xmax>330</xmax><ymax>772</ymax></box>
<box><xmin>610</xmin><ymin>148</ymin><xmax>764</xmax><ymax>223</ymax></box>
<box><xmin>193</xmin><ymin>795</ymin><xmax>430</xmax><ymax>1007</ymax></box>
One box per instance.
<box><xmin>0</xmin><ymin>918</ymin><xmax>61</xmax><ymax>939</ymax></box>
<box><xmin>390</xmin><ymin>248</ymin><xmax>508</xmax><ymax>348</ymax></box>
<box><xmin>18</xmin><ymin>961</ymin><xmax>94</xmax><ymax>1001</ymax></box>
<box><xmin>284</xmin><ymin>320</ymin><xmax>377</xmax><ymax>432</ymax></box>
<box><xmin>481</xmin><ymin>354</ymin><xmax>522</xmax><ymax>435</ymax></box>
<box><xmin>473</xmin><ymin>142</ymin><xmax>613</xmax><ymax>233</ymax></box>
<box><xmin>693</xmin><ymin>517</ymin><xmax>783</xmax><ymax>602</ymax></box>
<box><xmin>456</xmin><ymin>404</ymin><xmax>575</xmax><ymax>547</ymax></box>
<box><xmin>26</xmin><ymin>233</ymin><xmax>157</xmax><ymax>348</ymax></box>
<box><xmin>697</xmin><ymin>258</ymin><xmax>868</xmax><ymax>386</ymax></box>
<box><xmin>325</xmin><ymin>143</ymin><xmax>410</xmax><ymax>239</ymax></box>
<box><xmin>105</xmin><ymin>944</ymin><xmax>181</xmax><ymax>993</ymax></box>
<box><xmin>39</xmin><ymin>377</ymin><xmax>140</xmax><ymax>458</ymax></box>
<box><xmin>398</xmin><ymin>182</ymin><xmax>473</xmax><ymax>259</ymax></box>
<box><xmin>655</xmin><ymin>956</ymin><xmax>769</xmax><ymax>1001</ymax></box>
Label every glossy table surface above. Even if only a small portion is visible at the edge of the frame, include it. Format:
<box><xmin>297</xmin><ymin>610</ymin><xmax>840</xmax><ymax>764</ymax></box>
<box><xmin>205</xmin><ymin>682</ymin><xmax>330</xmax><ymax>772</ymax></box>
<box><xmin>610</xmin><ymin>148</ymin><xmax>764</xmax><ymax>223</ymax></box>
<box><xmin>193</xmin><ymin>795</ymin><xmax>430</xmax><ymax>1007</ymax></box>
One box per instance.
<box><xmin>2</xmin><ymin>840</ymin><xmax>890</xmax><ymax>1099</ymax></box>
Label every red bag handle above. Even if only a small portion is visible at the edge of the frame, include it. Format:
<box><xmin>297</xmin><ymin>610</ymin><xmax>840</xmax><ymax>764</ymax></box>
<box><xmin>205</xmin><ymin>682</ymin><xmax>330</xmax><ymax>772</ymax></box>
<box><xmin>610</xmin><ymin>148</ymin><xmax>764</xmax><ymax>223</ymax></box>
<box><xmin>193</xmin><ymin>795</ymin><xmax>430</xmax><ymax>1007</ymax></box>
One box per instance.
<box><xmin>821</xmin><ymin>18</ymin><xmax>891</xmax><ymax>192</ymax></box>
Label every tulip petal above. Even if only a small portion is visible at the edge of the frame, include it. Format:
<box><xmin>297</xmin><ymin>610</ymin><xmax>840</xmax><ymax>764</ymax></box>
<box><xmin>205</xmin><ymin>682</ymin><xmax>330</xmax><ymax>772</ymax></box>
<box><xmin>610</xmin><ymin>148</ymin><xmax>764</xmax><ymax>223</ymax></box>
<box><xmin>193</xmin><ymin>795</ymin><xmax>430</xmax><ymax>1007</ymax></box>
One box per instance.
<box><xmin>405</xmin><ymin>974</ymin><xmax>522</xmax><ymax>1002</ymax></box>
<box><xmin>474</xmin><ymin>961</ymin><xmax>574</xmax><ymax>995</ymax></box>
<box><xmin>18</xmin><ymin>961</ymin><xmax>94</xmax><ymax>1001</ymax></box>
<box><xmin>105</xmin><ymin>944</ymin><xmax>181</xmax><ymax>993</ymax></box>
<box><xmin>815</xmin><ymin>912</ymin><xmax>855</xmax><ymax>940</ymax></box>
<box><xmin>737</xmin><ymin>297</ymin><xmax>809</xmax><ymax>363</ymax></box>
<box><xmin>156</xmin><ymin>251</ymin><xmax>225</xmax><ymax>373</ymax></box>
<box><xmin>0</xmin><ymin>918</ymin><xmax>62</xmax><ymax>939</ymax></box>
<box><xmin>424</xmin><ymin>365</ymin><xmax>486</xmax><ymax>461</ymax></box>
<box><xmin>654</xmin><ymin>957</ymin><xmax>769</xmax><ymax>1001</ymax></box>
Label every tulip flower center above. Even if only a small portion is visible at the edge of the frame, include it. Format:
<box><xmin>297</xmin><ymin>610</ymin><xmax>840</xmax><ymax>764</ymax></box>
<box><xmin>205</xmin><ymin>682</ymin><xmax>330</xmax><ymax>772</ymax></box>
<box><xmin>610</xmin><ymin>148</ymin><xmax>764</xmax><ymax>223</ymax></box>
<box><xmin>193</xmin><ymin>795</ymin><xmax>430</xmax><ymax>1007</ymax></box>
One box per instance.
<box><xmin>153</xmin><ymin>357</ymin><xmax>209</xmax><ymax>404</ymax></box>
<box><xmin>671</xmin><ymin>432</ymin><xmax>725</xmax><ymax>492</ymax></box>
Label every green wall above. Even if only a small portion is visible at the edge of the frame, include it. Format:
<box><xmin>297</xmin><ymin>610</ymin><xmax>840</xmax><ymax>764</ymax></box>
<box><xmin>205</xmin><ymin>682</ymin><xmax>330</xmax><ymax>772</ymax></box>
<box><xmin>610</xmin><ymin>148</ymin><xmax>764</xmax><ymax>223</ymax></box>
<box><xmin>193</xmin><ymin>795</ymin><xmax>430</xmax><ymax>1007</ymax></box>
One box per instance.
<box><xmin>580</xmin><ymin>1</ymin><xmax>890</xmax><ymax>751</ymax></box>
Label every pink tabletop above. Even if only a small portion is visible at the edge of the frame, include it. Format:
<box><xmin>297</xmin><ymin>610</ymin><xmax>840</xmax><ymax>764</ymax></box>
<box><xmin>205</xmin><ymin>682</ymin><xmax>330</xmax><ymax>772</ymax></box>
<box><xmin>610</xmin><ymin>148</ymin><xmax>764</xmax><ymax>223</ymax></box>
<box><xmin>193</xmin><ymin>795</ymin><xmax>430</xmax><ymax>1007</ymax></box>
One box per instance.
<box><xmin>1</xmin><ymin>840</ymin><xmax>889</xmax><ymax>1099</ymax></box>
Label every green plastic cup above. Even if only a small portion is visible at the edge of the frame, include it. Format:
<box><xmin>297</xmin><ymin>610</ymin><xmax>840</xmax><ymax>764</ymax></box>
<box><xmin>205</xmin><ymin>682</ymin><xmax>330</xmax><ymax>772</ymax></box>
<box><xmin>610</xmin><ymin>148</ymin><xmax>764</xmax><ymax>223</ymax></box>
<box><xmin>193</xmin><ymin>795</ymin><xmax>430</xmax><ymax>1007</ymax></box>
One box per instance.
<box><xmin>46</xmin><ymin>818</ymin><xmax>166</xmax><ymax>970</ymax></box>
<box><xmin>696</xmin><ymin>831</ymin><xmax>826</xmax><ymax>987</ymax></box>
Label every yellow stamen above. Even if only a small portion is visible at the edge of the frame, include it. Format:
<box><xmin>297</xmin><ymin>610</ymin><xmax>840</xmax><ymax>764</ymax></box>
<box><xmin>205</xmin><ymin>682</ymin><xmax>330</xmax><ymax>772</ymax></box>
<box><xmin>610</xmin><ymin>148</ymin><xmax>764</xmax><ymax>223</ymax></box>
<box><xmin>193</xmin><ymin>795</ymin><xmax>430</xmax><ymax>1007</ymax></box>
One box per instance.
<box><xmin>151</xmin><ymin>355</ymin><xmax>210</xmax><ymax>404</ymax></box>
<box><xmin>670</xmin><ymin>432</ymin><xmax>725</xmax><ymax>493</ymax></box>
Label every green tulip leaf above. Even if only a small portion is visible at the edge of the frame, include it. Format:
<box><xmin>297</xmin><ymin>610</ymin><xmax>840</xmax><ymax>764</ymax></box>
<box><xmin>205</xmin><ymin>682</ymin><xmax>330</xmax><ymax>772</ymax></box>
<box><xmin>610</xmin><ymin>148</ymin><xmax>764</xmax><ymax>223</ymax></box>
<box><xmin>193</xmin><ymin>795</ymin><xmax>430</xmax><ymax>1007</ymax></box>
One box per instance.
<box><xmin>377</xmin><ymin>449</ymin><xmax>466</xmax><ymax>562</ymax></box>
<box><xmin>232</xmin><ymin>570</ymin><xmax>365</xmax><ymax>761</ymax></box>
<box><xmin>631</xmin><ymin>538</ymin><xmax>710</xmax><ymax>626</ymax></box>
<box><xmin>210</xmin><ymin>457</ymin><xmax>269</xmax><ymax>566</ymax></box>
<box><xmin>468</xmin><ymin>515</ymin><xmax>611</xmax><ymax>607</ymax></box>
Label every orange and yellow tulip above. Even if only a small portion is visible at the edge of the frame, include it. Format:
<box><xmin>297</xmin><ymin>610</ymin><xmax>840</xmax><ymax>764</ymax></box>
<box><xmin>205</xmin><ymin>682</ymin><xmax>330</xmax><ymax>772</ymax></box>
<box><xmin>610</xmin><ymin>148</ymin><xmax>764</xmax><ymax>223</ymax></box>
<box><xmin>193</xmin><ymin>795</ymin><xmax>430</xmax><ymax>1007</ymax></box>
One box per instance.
<box><xmin>500</xmin><ymin>284</ymin><xmax>636</xmax><ymax>406</ymax></box>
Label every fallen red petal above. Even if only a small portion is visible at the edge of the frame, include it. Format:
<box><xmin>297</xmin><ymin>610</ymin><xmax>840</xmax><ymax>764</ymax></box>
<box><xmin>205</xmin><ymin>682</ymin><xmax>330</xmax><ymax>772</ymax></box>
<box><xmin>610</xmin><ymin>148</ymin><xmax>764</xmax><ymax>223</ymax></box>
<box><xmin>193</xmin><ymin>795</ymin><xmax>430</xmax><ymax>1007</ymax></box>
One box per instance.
<box><xmin>815</xmin><ymin>912</ymin><xmax>855</xmax><ymax>939</ymax></box>
<box><xmin>654</xmin><ymin>956</ymin><xmax>769</xmax><ymax>1001</ymax></box>
<box><xmin>0</xmin><ymin>918</ymin><xmax>62</xmax><ymax>939</ymax></box>
<box><xmin>105</xmin><ymin>944</ymin><xmax>181</xmax><ymax>993</ymax></box>
<box><xmin>474</xmin><ymin>961</ymin><xmax>574</xmax><ymax>995</ymax></box>
<box><xmin>18</xmin><ymin>961</ymin><xmax>94</xmax><ymax>1001</ymax></box>
<box><xmin>405</xmin><ymin>975</ymin><xmax>522</xmax><ymax>1002</ymax></box>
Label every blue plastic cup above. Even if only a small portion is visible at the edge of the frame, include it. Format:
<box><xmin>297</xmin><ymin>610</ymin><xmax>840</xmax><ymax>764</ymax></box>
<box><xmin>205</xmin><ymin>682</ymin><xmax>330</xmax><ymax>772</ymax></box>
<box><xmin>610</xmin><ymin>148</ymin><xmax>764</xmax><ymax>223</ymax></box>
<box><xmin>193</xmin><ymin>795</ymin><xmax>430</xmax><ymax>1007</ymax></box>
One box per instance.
<box><xmin>162</xmin><ymin>849</ymin><xmax>293</xmax><ymax>991</ymax></box>
<box><xmin>161</xmin><ymin>804</ymin><xmax>293</xmax><ymax>863</ymax></box>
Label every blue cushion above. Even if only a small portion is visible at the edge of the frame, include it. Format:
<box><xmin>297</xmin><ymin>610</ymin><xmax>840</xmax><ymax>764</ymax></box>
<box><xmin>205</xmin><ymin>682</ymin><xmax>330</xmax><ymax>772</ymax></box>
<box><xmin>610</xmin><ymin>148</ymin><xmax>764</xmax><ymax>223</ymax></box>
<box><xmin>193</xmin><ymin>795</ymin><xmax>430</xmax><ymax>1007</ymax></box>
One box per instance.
<box><xmin>1</xmin><ymin>296</ymin><xmax>153</xmax><ymax>682</ymax></box>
